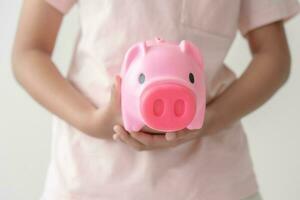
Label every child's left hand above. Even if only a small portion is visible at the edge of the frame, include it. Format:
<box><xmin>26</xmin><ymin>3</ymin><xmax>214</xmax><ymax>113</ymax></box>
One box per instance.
<box><xmin>112</xmin><ymin>106</ymin><xmax>217</xmax><ymax>151</ymax></box>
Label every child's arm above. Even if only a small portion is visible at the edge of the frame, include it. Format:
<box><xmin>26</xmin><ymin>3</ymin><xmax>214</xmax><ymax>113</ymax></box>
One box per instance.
<box><xmin>207</xmin><ymin>21</ymin><xmax>291</xmax><ymax>133</ymax></box>
<box><xmin>12</xmin><ymin>0</ymin><xmax>120</xmax><ymax>139</ymax></box>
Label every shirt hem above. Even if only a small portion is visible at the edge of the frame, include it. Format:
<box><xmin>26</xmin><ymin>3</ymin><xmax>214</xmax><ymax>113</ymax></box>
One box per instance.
<box><xmin>40</xmin><ymin>179</ymin><xmax>259</xmax><ymax>200</ymax></box>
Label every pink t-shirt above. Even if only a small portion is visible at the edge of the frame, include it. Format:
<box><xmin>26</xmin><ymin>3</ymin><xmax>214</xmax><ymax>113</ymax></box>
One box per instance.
<box><xmin>42</xmin><ymin>0</ymin><xmax>300</xmax><ymax>200</ymax></box>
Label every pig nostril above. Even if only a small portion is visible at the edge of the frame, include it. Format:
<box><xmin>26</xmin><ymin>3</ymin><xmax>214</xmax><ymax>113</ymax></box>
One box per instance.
<box><xmin>153</xmin><ymin>99</ymin><xmax>164</xmax><ymax>117</ymax></box>
<box><xmin>174</xmin><ymin>99</ymin><xmax>185</xmax><ymax>117</ymax></box>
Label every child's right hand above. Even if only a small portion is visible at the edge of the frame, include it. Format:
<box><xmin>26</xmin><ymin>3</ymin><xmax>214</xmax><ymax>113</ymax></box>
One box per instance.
<box><xmin>83</xmin><ymin>76</ymin><xmax>123</xmax><ymax>140</ymax></box>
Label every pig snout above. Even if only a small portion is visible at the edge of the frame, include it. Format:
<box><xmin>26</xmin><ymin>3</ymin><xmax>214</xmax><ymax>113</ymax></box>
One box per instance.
<box><xmin>140</xmin><ymin>83</ymin><xmax>196</xmax><ymax>132</ymax></box>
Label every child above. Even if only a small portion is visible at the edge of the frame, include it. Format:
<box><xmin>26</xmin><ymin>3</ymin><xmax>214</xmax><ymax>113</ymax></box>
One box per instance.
<box><xmin>12</xmin><ymin>0</ymin><xmax>299</xmax><ymax>199</ymax></box>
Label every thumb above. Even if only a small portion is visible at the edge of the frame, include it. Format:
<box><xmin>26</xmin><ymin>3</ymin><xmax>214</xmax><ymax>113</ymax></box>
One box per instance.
<box><xmin>110</xmin><ymin>75</ymin><xmax>122</xmax><ymax>107</ymax></box>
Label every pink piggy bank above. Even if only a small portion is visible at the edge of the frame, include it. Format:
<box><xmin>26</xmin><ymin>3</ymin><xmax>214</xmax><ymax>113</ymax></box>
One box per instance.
<box><xmin>120</xmin><ymin>37</ymin><xmax>206</xmax><ymax>132</ymax></box>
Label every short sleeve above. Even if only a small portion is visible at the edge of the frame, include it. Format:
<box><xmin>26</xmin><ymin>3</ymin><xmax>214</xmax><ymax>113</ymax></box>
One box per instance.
<box><xmin>45</xmin><ymin>0</ymin><xmax>76</xmax><ymax>14</ymax></box>
<box><xmin>239</xmin><ymin>0</ymin><xmax>300</xmax><ymax>36</ymax></box>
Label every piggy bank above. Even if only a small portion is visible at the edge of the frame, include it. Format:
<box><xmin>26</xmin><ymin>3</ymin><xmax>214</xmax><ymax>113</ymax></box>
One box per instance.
<box><xmin>120</xmin><ymin>37</ymin><xmax>206</xmax><ymax>132</ymax></box>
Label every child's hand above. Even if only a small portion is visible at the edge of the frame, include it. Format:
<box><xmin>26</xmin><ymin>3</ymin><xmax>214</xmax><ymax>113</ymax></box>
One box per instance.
<box><xmin>112</xmin><ymin>106</ymin><xmax>218</xmax><ymax>151</ymax></box>
<box><xmin>106</xmin><ymin>75</ymin><xmax>123</xmax><ymax>125</ymax></box>
<box><xmin>84</xmin><ymin>76</ymin><xmax>123</xmax><ymax>139</ymax></box>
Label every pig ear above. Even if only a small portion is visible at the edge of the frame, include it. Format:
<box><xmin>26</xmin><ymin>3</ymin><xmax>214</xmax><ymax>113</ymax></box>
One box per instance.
<box><xmin>179</xmin><ymin>40</ymin><xmax>204</xmax><ymax>69</ymax></box>
<box><xmin>121</xmin><ymin>42</ymin><xmax>148</xmax><ymax>75</ymax></box>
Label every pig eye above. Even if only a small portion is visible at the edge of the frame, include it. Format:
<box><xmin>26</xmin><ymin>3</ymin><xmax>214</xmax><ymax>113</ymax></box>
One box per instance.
<box><xmin>138</xmin><ymin>73</ymin><xmax>145</xmax><ymax>84</ymax></box>
<box><xmin>189</xmin><ymin>73</ymin><xmax>195</xmax><ymax>84</ymax></box>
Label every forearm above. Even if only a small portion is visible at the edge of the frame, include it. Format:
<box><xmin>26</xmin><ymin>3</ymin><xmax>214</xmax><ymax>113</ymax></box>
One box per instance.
<box><xmin>12</xmin><ymin>49</ymin><xmax>103</xmax><ymax>133</ymax></box>
<box><xmin>202</xmin><ymin>22</ymin><xmax>291</xmax><ymax>134</ymax></box>
<box><xmin>207</xmin><ymin>51</ymin><xmax>290</xmax><ymax>133</ymax></box>
<box><xmin>11</xmin><ymin>0</ymin><xmax>119</xmax><ymax>139</ymax></box>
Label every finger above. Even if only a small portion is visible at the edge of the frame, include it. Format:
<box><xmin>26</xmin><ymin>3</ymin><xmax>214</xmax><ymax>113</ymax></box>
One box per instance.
<box><xmin>169</xmin><ymin>129</ymin><xmax>188</xmax><ymax>140</ymax></box>
<box><xmin>165</xmin><ymin>132</ymin><xmax>177</xmax><ymax>141</ymax></box>
<box><xmin>109</xmin><ymin>83</ymin><xmax>117</xmax><ymax>107</ymax></box>
<box><xmin>113</xmin><ymin>133</ymin><xmax>120</xmax><ymax>141</ymax></box>
<box><xmin>129</xmin><ymin>131</ymin><xmax>168</xmax><ymax>146</ymax></box>
<box><xmin>110</xmin><ymin>76</ymin><xmax>121</xmax><ymax>103</ymax></box>
<box><xmin>110</xmin><ymin>83</ymin><xmax>115</xmax><ymax>96</ymax></box>
<box><xmin>115</xmin><ymin>75</ymin><xmax>122</xmax><ymax>93</ymax></box>
<box><xmin>114</xmin><ymin>75</ymin><xmax>122</xmax><ymax>106</ymax></box>
<box><xmin>176</xmin><ymin>129</ymin><xmax>200</xmax><ymax>141</ymax></box>
<box><xmin>113</xmin><ymin>125</ymin><xmax>144</xmax><ymax>150</ymax></box>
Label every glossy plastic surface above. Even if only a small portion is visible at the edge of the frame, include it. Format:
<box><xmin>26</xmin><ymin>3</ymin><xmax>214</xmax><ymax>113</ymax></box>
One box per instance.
<box><xmin>120</xmin><ymin>37</ymin><xmax>206</xmax><ymax>132</ymax></box>
<box><xmin>140</xmin><ymin>83</ymin><xmax>196</xmax><ymax>132</ymax></box>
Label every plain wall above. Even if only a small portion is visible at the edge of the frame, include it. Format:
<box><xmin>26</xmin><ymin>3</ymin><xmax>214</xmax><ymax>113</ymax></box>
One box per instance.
<box><xmin>0</xmin><ymin>1</ymin><xmax>299</xmax><ymax>199</ymax></box>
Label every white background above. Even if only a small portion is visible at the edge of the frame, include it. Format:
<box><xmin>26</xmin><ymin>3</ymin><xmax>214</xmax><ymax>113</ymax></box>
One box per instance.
<box><xmin>0</xmin><ymin>1</ymin><xmax>299</xmax><ymax>200</ymax></box>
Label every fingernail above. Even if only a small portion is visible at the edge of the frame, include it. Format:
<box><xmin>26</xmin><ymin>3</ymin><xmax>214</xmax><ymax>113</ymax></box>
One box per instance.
<box><xmin>166</xmin><ymin>133</ymin><xmax>176</xmax><ymax>141</ymax></box>
<box><xmin>113</xmin><ymin>125</ymin><xmax>118</xmax><ymax>132</ymax></box>
<box><xmin>113</xmin><ymin>134</ymin><xmax>119</xmax><ymax>141</ymax></box>
<box><xmin>115</xmin><ymin>76</ymin><xmax>120</xmax><ymax>84</ymax></box>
